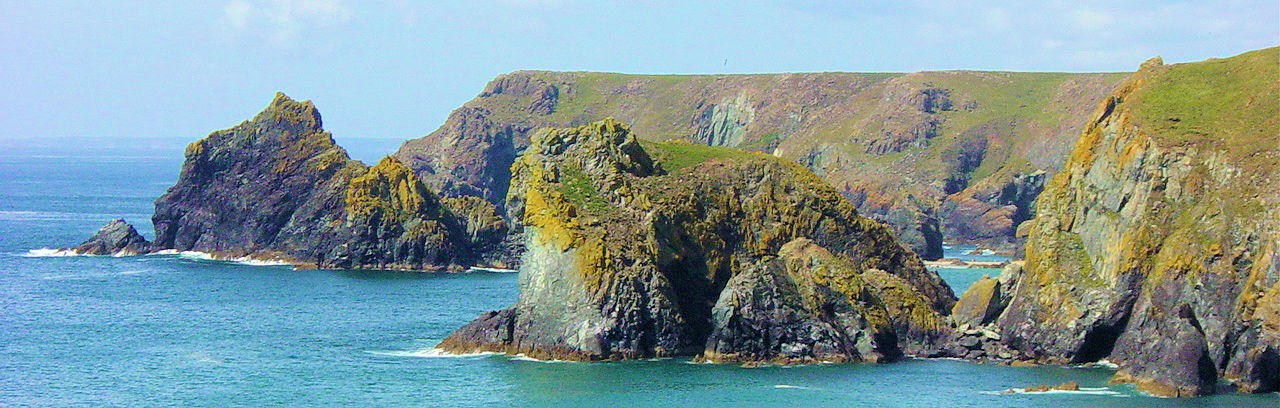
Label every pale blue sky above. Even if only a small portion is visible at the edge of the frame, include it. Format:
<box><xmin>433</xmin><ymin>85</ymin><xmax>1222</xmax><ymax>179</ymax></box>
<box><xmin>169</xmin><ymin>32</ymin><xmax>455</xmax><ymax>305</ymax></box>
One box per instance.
<box><xmin>2</xmin><ymin>1</ymin><xmax>1276</xmax><ymax>151</ymax></box>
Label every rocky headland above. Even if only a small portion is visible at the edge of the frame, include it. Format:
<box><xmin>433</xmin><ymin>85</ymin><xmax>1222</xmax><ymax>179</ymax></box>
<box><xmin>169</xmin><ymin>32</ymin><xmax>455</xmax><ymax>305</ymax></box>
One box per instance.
<box><xmin>437</xmin><ymin>119</ymin><xmax>956</xmax><ymax>362</ymax></box>
<box><xmin>68</xmin><ymin>93</ymin><xmax>519</xmax><ymax>270</ymax></box>
<box><xmin>954</xmin><ymin>48</ymin><xmax>1280</xmax><ymax>396</ymax></box>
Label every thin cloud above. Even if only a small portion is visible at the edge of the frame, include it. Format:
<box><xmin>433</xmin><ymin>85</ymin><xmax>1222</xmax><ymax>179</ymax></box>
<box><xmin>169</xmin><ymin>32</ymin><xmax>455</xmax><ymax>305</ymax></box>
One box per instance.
<box><xmin>496</xmin><ymin>0</ymin><xmax>573</xmax><ymax>9</ymax></box>
<box><xmin>220</xmin><ymin>0</ymin><xmax>352</xmax><ymax>46</ymax></box>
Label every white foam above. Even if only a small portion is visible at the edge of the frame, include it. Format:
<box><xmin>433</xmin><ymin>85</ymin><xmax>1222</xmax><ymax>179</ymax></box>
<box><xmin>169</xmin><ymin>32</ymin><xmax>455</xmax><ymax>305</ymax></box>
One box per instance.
<box><xmin>774</xmin><ymin>385</ymin><xmax>820</xmax><ymax>390</ymax></box>
<box><xmin>170</xmin><ymin>250</ymin><xmax>292</xmax><ymax>266</ymax></box>
<box><xmin>467</xmin><ymin>267</ymin><xmax>519</xmax><ymax>273</ymax></box>
<box><xmin>366</xmin><ymin>348</ymin><xmax>500</xmax><ymax>358</ymax></box>
<box><xmin>23</xmin><ymin>248</ymin><xmax>79</xmax><ymax>257</ymax></box>
<box><xmin>510</xmin><ymin>353</ymin><xmax>573</xmax><ymax>363</ymax></box>
<box><xmin>231</xmin><ymin>257</ymin><xmax>292</xmax><ymax>266</ymax></box>
<box><xmin>175</xmin><ymin>251</ymin><xmax>216</xmax><ymax>261</ymax></box>
<box><xmin>982</xmin><ymin>387</ymin><xmax>1130</xmax><ymax>397</ymax></box>
<box><xmin>1095</xmin><ymin>359</ymin><xmax>1119</xmax><ymax>369</ymax></box>
<box><xmin>23</xmin><ymin>248</ymin><xmax>148</xmax><ymax>258</ymax></box>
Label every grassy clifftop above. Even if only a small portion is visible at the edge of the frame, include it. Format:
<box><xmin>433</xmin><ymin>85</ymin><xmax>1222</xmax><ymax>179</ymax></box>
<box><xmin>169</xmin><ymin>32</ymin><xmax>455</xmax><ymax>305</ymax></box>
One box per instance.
<box><xmin>1127</xmin><ymin>47</ymin><xmax>1279</xmax><ymax>163</ymax></box>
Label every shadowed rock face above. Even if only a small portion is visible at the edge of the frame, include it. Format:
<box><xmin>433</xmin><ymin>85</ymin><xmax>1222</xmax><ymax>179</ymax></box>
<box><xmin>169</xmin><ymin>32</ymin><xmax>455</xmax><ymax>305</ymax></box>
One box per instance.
<box><xmin>977</xmin><ymin>48</ymin><xmax>1280</xmax><ymax>396</ymax></box>
<box><xmin>71</xmin><ymin>219</ymin><xmax>151</xmax><ymax>256</ymax></box>
<box><xmin>395</xmin><ymin>70</ymin><xmax>1128</xmax><ymax>257</ymax></box>
<box><xmin>439</xmin><ymin>119</ymin><xmax>954</xmax><ymax>362</ymax></box>
<box><xmin>147</xmin><ymin>93</ymin><xmax>515</xmax><ymax>270</ymax></box>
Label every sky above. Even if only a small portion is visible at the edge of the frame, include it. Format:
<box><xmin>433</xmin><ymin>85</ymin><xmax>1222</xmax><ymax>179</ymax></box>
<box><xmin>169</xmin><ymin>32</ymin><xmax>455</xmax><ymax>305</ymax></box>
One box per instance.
<box><xmin>1</xmin><ymin>1</ymin><xmax>1277</xmax><ymax>153</ymax></box>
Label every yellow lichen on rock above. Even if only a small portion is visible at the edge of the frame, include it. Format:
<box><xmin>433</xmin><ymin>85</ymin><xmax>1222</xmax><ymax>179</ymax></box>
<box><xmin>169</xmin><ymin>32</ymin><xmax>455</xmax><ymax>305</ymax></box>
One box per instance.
<box><xmin>345</xmin><ymin>156</ymin><xmax>439</xmax><ymax>222</ymax></box>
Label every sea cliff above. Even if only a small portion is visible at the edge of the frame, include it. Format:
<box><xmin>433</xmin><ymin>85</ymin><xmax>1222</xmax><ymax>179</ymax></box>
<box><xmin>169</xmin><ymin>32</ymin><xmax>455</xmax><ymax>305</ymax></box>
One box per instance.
<box><xmin>969</xmin><ymin>48</ymin><xmax>1279</xmax><ymax>396</ymax></box>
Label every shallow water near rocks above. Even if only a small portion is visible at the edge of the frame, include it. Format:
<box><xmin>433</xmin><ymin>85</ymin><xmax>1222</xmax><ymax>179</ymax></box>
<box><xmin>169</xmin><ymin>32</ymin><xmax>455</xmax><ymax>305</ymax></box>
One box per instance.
<box><xmin>2</xmin><ymin>144</ymin><xmax>1275</xmax><ymax>407</ymax></box>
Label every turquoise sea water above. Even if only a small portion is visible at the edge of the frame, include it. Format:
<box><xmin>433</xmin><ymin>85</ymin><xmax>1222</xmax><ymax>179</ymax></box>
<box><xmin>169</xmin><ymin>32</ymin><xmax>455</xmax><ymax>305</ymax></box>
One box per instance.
<box><xmin>2</xmin><ymin>143</ymin><xmax>1276</xmax><ymax>407</ymax></box>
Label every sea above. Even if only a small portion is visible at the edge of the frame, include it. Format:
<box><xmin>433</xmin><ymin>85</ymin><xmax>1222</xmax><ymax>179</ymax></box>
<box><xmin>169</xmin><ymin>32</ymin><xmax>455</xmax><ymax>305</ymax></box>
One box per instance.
<box><xmin>1</xmin><ymin>138</ymin><xmax>1275</xmax><ymax>407</ymax></box>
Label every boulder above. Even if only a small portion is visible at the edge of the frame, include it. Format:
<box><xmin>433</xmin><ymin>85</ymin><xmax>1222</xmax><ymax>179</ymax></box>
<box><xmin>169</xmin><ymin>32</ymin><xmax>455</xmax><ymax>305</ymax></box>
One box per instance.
<box><xmin>71</xmin><ymin>219</ymin><xmax>151</xmax><ymax>256</ymax></box>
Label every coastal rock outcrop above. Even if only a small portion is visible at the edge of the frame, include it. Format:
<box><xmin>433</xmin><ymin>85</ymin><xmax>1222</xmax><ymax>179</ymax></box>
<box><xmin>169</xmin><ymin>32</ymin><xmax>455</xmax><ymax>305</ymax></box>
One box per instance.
<box><xmin>974</xmin><ymin>48</ymin><xmax>1280</xmax><ymax>396</ymax></box>
<box><xmin>148</xmin><ymin>93</ymin><xmax>514</xmax><ymax>270</ymax></box>
<box><xmin>70</xmin><ymin>219</ymin><xmax>152</xmax><ymax>256</ymax></box>
<box><xmin>439</xmin><ymin>119</ymin><xmax>954</xmax><ymax>362</ymax></box>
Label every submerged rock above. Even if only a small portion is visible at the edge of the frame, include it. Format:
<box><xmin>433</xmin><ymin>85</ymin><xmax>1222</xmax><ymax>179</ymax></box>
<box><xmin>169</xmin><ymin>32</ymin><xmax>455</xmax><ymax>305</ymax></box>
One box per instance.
<box><xmin>439</xmin><ymin>119</ymin><xmax>954</xmax><ymax>362</ymax></box>
<box><xmin>70</xmin><ymin>219</ymin><xmax>151</xmax><ymax>256</ymax></box>
<box><xmin>1000</xmin><ymin>381</ymin><xmax>1079</xmax><ymax>394</ymax></box>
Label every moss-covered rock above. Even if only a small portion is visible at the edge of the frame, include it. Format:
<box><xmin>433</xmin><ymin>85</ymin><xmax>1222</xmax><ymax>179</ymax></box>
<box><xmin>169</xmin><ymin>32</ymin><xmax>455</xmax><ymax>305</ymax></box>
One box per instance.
<box><xmin>439</xmin><ymin>119</ymin><xmax>954</xmax><ymax>362</ymax></box>
<box><xmin>951</xmin><ymin>275</ymin><xmax>1003</xmax><ymax>327</ymax></box>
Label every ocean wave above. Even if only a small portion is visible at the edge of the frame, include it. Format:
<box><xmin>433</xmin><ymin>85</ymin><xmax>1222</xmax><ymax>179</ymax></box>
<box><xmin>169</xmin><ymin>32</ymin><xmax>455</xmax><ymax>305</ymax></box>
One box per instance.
<box><xmin>510</xmin><ymin>353</ymin><xmax>575</xmax><ymax>363</ymax></box>
<box><xmin>365</xmin><ymin>348</ymin><xmax>500</xmax><ymax>359</ymax></box>
<box><xmin>23</xmin><ymin>248</ymin><xmax>80</xmax><ymax>257</ymax></box>
<box><xmin>24</xmin><ymin>248</ymin><xmax>293</xmax><ymax>267</ymax></box>
<box><xmin>154</xmin><ymin>250</ymin><xmax>292</xmax><ymax>266</ymax></box>
<box><xmin>774</xmin><ymin>385</ymin><xmax>821</xmax><ymax>390</ymax></box>
<box><xmin>23</xmin><ymin>248</ymin><xmax>145</xmax><ymax>258</ymax></box>
<box><xmin>981</xmin><ymin>387</ymin><xmax>1130</xmax><ymax>397</ymax></box>
<box><xmin>466</xmin><ymin>266</ymin><xmax>519</xmax><ymax>273</ymax></box>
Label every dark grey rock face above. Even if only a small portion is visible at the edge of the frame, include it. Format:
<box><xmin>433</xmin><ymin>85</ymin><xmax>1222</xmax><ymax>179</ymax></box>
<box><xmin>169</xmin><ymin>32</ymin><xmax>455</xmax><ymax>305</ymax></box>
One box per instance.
<box><xmin>146</xmin><ymin>92</ymin><xmax>515</xmax><ymax>270</ymax></box>
<box><xmin>71</xmin><ymin>219</ymin><xmax>151</xmax><ymax>255</ymax></box>
<box><xmin>703</xmin><ymin>258</ymin><xmax>900</xmax><ymax>364</ymax></box>
<box><xmin>1109</xmin><ymin>296</ymin><xmax>1218</xmax><ymax>397</ymax></box>
<box><xmin>395</xmin><ymin>106</ymin><xmax>525</xmax><ymax>210</ymax></box>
